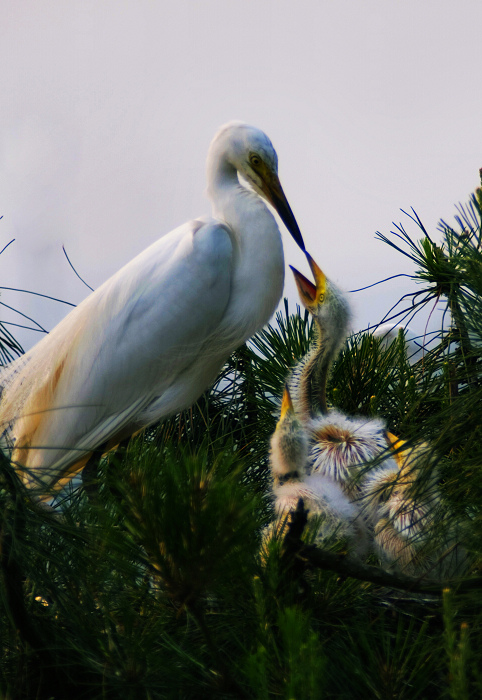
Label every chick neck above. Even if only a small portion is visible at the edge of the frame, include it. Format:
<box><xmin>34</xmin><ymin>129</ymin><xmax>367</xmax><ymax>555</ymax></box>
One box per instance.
<box><xmin>292</xmin><ymin>286</ymin><xmax>350</xmax><ymax>420</ymax></box>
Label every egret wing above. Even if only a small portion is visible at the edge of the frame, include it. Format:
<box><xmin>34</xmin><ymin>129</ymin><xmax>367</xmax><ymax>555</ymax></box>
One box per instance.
<box><xmin>3</xmin><ymin>220</ymin><xmax>233</xmax><ymax>484</ymax></box>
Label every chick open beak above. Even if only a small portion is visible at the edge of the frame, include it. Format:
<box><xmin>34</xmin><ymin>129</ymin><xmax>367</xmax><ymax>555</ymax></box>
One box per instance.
<box><xmin>305</xmin><ymin>252</ymin><xmax>327</xmax><ymax>291</ymax></box>
<box><xmin>261</xmin><ymin>173</ymin><xmax>305</xmax><ymax>252</ymax></box>
<box><xmin>290</xmin><ymin>253</ymin><xmax>327</xmax><ymax>308</ymax></box>
<box><xmin>290</xmin><ymin>265</ymin><xmax>317</xmax><ymax>306</ymax></box>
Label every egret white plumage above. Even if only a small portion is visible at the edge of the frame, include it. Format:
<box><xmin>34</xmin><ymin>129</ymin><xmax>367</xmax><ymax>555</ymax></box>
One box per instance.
<box><xmin>268</xmin><ymin>387</ymin><xmax>369</xmax><ymax>557</ymax></box>
<box><xmin>0</xmin><ymin>121</ymin><xmax>305</xmax><ymax>494</ymax></box>
<box><xmin>373</xmin><ymin>323</ymin><xmax>426</xmax><ymax>365</ymax></box>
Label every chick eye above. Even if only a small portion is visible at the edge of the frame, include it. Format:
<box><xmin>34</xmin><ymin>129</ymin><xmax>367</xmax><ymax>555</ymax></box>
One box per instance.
<box><xmin>318</xmin><ymin>293</ymin><xmax>325</xmax><ymax>303</ymax></box>
<box><xmin>250</xmin><ymin>154</ymin><xmax>261</xmax><ymax>168</ymax></box>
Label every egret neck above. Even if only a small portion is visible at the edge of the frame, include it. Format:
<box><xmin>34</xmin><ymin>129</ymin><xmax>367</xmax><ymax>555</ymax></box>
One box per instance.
<box><xmin>206</xmin><ymin>145</ymin><xmax>284</xmax><ymax>346</ymax></box>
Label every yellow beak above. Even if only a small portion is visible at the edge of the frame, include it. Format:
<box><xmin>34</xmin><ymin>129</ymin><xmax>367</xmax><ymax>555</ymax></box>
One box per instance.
<box><xmin>260</xmin><ymin>171</ymin><xmax>305</xmax><ymax>252</ymax></box>
<box><xmin>305</xmin><ymin>252</ymin><xmax>327</xmax><ymax>293</ymax></box>
<box><xmin>279</xmin><ymin>385</ymin><xmax>294</xmax><ymax>420</ymax></box>
<box><xmin>385</xmin><ymin>431</ymin><xmax>406</xmax><ymax>468</ymax></box>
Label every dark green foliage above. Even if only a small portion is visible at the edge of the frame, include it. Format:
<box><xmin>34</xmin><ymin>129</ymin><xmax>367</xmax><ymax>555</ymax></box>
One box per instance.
<box><xmin>2</xmin><ymin>182</ymin><xmax>482</xmax><ymax>698</ymax></box>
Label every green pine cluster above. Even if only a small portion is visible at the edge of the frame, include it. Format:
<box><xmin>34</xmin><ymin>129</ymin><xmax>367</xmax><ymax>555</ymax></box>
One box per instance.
<box><xmin>1</xmin><ymin>178</ymin><xmax>482</xmax><ymax>699</ymax></box>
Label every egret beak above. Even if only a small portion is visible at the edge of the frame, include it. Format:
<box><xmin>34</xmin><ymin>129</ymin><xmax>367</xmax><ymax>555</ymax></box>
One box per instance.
<box><xmin>385</xmin><ymin>431</ymin><xmax>400</xmax><ymax>447</ymax></box>
<box><xmin>385</xmin><ymin>431</ymin><xmax>406</xmax><ymax>468</ymax></box>
<box><xmin>305</xmin><ymin>252</ymin><xmax>326</xmax><ymax>292</ymax></box>
<box><xmin>279</xmin><ymin>385</ymin><xmax>294</xmax><ymax>420</ymax></box>
<box><xmin>261</xmin><ymin>174</ymin><xmax>305</xmax><ymax>252</ymax></box>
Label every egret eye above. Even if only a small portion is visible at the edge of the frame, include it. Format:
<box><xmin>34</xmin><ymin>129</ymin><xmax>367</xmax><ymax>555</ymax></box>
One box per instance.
<box><xmin>250</xmin><ymin>154</ymin><xmax>262</xmax><ymax>168</ymax></box>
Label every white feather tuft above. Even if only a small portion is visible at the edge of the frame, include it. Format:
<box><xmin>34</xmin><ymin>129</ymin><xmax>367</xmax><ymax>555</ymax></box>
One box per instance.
<box><xmin>307</xmin><ymin>411</ymin><xmax>387</xmax><ymax>496</ymax></box>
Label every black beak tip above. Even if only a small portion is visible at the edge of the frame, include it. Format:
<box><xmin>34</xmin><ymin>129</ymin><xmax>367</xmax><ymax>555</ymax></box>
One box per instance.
<box><xmin>286</xmin><ymin>224</ymin><xmax>305</xmax><ymax>252</ymax></box>
<box><xmin>294</xmin><ymin>231</ymin><xmax>306</xmax><ymax>252</ymax></box>
<box><xmin>272</xmin><ymin>190</ymin><xmax>306</xmax><ymax>252</ymax></box>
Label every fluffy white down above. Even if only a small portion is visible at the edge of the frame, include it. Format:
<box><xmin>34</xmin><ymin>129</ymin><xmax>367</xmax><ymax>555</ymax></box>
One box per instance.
<box><xmin>307</xmin><ymin>411</ymin><xmax>388</xmax><ymax>495</ymax></box>
<box><xmin>272</xmin><ymin>473</ymin><xmax>369</xmax><ymax>557</ymax></box>
<box><xmin>357</xmin><ymin>460</ymin><xmax>399</xmax><ymax>524</ymax></box>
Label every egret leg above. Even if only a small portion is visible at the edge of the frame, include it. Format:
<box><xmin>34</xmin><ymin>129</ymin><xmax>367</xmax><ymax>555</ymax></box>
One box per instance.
<box><xmin>105</xmin><ymin>437</ymin><xmax>132</xmax><ymax>503</ymax></box>
<box><xmin>82</xmin><ymin>438</ymin><xmax>132</xmax><ymax>502</ymax></box>
<box><xmin>81</xmin><ymin>443</ymin><xmax>108</xmax><ymax>502</ymax></box>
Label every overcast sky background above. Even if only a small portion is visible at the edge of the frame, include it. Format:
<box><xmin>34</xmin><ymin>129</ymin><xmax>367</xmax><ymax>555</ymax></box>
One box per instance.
<box><xmin>0</xmin><ymin>1</ymin><xmax>480</xmax><ymax>351</ymax></box>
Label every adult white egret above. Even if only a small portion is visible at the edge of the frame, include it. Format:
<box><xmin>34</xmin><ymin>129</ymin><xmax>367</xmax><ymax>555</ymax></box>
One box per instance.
<box><xmin>0</xmin><ymin>121</ymin><xmax>305</xmax><ymax>494</ymax></box>
<box><xmin>373</xmin><ymin>323</ymin><xmax>426</xmax><ymax>365</ymax></box>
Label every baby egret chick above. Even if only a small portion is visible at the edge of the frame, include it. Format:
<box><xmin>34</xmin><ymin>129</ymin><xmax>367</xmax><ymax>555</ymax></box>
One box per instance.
<box><xmin>273</xmin><ymin>475</ymin><xmax>369</xmax><ymax>558</ymax></box>
<box><xmin>288</xmin><ymin>255</ymin><xmax>351</xmax><ymax>419</ymax></box>
<box><xmin>385</xmin><ymin>436</ymin><xmax>440</xmax><ymax>506</ymax></box>
<box><xmin>0</xmin><ymin>121</ymin><xmax>305</xmax><ymax>495</ymax></box>
<box><xmin>357</xmin><ymin>459</ymin><xmax>400</xmax><ymax>525</ymax></box>
<box><xmin>268</xmin><ymin>388</ymin><xmax>369</xmax><ymax>558</ymax></box>
<box><xmin>288</xmin><ymin>256</ymin><xmax>390</xmax><ymax>499</ymax></box>
<box><xmin>269</xmin><ymin>385</ymin><xmax>308</xmax><ymax>486</ymax></box>
<box><xmin>369</xmin><ymin>439</ymin><xmax>445</xmax><ymax>575</ymax></box>
<box><xmin>307</xmin><ymin>411</ymin><xmax>389</xmax><ymax>499</ymax></box>
<box><xmin>379</xmin><ymin>490</ymin><xmax>432</xmax><ymax>543</ymax></box>
<box><xmin>374</xmin><ymin>490</ymin><xmax>437</xmax><ymax>576</ymax></box>
<box><xmin>388</xmin><ymin>435</ymin><xmax>437</xmax><ymax>473</ymax></box>
<box><xmin>374</xmin><ymin>517</ymin><xmax>429</xmax><ymax>575</ymax></box>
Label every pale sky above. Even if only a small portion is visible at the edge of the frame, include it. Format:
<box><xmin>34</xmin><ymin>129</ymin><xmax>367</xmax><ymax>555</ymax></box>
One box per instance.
<box><xmin>0</xmin><ymin>1</ymin><xmax>480</xmax><ymax>351</ymax></box>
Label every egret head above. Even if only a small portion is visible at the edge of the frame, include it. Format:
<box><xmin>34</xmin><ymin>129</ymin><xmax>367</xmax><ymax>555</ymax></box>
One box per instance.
<box><xmin>207</xmin><ymin>121</ymin><xmax>305</xmax><ymax>251</ymax></box>
<box><xmin>270</xmin><ymin>385</ymin><xmax>308</xmax><ymax>481</ymax></box>
<box><xmin>290</xmin><ymin>253</ymin><xmax>351</xmax><ymax>340</ymax></box>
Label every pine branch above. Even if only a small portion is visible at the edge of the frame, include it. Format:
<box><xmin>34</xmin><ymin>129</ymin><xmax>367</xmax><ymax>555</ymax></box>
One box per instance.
<box><xmin>282</xmin><ymin>499</ymin><xmax>479</xmax><ymax>597</ymax></box>
<box><xmin>298</xmin><ymin>545</ymin><xmax>482</xmax><ymax>596</ymax></box>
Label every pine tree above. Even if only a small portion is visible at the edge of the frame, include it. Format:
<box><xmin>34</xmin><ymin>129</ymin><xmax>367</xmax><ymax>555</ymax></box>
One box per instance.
<box><xmin>1</xmin><ymin>175</ymin><xmax>482</xmax><ymax>699</ymax></box>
